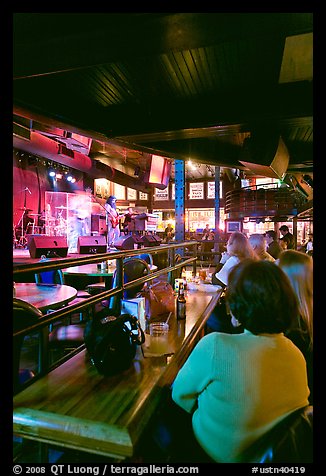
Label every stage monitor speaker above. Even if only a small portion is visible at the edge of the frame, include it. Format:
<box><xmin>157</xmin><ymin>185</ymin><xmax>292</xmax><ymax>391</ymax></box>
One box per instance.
<box><xmin>114</xmin><ymin>235</ymin><xmax>143</xmax><ymax>250</ymax></box>
<box><xmin>26</xmin><ymin>234</ymin><xmax>47</xmax><ymax>248</ymax></box>
<box><xmin>77</xmin><ymin>235</ymin><xmax>107</xmax><ymax>254</ymax></box>
<box><xmin>29</xmin><ymin>236</ymin><xmax>68</xmax><ymax>259</ymax></box>
<box><xmin>140</xmin><ymin>234</ymin><xmax>162</xmax><ymax>247</ymax></box>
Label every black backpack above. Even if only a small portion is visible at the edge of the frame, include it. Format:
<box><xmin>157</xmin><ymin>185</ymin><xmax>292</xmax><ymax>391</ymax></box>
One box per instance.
<box><xmin>84</xmin><ymin>313</ymin><xmax>145</xmax><ymax>376</ymax></box>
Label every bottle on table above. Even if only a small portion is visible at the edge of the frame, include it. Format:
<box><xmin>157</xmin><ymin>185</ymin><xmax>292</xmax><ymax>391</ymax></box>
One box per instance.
<box><xmin>176</xmin><ymin>282</ymin><xmax>186</xmax><ymax>320</ymax></box>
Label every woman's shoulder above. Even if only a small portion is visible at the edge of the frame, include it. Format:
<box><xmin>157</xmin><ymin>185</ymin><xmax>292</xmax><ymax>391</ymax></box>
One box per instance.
<box><xmin>227</xmin><ymin>255</ymin><xmax>241</xmax><ymax>265</ymax></box>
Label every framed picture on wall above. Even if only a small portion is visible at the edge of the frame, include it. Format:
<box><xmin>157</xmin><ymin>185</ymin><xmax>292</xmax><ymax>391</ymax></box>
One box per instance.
<box><xmin>225</xmin><ymin>220</ymin><xmax>242</xmax><ymax>233</ymax></box>
<box><xmin>127</xmin><ymin>188</ymin><xmax>137</xmax><ymax>200</ymax></box>
<box><xmin>189</xmin><ymin>182</ymin><xmax>204</xmax><ymax>200</ymax></box>
<box><xmin>114</xmin><ymin>183</ymin><xmax>126</xmax><ymax>200</ymax></box>
<box><xmin>139</xmin><ymin>191</ymin><xmax>148</xmax><ymax>200</ymax></box>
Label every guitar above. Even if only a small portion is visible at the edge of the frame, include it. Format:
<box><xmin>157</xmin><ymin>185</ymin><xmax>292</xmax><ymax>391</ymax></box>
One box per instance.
<box><xmin>108</xmin><ymin>215</ymin><xmax>120</xmax><ymax>228</ymax></box>
<box><xmin>107</xmin><ymin>211</ymin><xmax>124</xmax><ymax>228</ymax></box>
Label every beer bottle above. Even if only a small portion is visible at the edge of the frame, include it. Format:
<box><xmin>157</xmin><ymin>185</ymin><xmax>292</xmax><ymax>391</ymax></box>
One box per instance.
<box><xmin>176</xmin><ymin>282</ymin><xmax>186</xmax><ymax>320</ymax></box>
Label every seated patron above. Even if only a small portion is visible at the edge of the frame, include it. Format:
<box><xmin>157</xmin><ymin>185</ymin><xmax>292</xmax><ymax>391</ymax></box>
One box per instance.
<box><xmin>248</xmin><ymin>233</ymin><xmax>275</xmax><ymax>262</ymax></box>
<box><xmin>277</xmin><ymin>250</ymin><xmax>313</xmax><ymax>404</ymax></box>
<box><xmin>172</xmin><ymin>260</ymin><xmax>310</xmax><ymax>463</ymax></box>
<box><xmin>207</xmin><ymin>231</ymin><xmax>257</xmax><ymax>333</ymax></box>
<box><xmin>164</xmin><ymin>224</ymin><xmax>174</xmax><ymax>242</ymax></box>
<box><xmin>265</xmin><ymin>230</ymin><xmax>283</xmax><ymax>259</ymax></box>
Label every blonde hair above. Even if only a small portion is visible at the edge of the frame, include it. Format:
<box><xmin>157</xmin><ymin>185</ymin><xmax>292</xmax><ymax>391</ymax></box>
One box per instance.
<box><xmin>227</xmin><ymin>231</ymin><xmax>257</xmax><ymax>260</ymax></box>
<box><xmin>249</xmin><ymin>234</ymin><xmax>274</xmax><ymax>261</ymax></box>
<box><xmin>278</xmin><ymin>250</ymin><xmax>313</xmax><ymax>348</ymax></box>
<box><xmin>249</xmin><ymin>233</ymin><xmax>265</xmax><ymax>251</ymax></box>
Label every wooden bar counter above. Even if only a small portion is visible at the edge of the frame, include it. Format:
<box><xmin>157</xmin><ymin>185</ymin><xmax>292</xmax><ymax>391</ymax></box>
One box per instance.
<box><xmin>13</xmin><ymin>286</ymin><xmax>222</xmax><ymax>461</ymax></box>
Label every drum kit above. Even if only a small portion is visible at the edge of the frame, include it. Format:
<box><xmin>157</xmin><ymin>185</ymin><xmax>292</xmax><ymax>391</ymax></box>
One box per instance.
<box><xmin>13</xmin><ymin>206</ymin><xmax>68</xmax><ymax>248</ymax></box>
<box><xmin>45</xmin><ymin>206</ymin><xmax>68</xmax><ymax>236</ymax></box>
<box><xmin>13</xmin><ymin>207</ymin><xmax>43</xmax><ymax>248</ymax></box>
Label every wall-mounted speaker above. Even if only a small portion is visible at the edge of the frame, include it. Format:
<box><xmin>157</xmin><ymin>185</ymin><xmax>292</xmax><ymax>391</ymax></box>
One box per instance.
<box><xmin>145</xmin><ymin>154</ymin><xmax>172</xmax><ymax>190</ymax></box>
<box><xmin>29</xmin><ymin>236</ymin><xmax>68</xmax><ymax>258</ymax></box>
<box><xmin>114</xmin><ymin>235</ymin><xmax>143</xmax><ymax>250</ymax></box>
<box><xmin>239</xmin><ymin>134</ymin><xmax>289</xmax><ymax>180</ymax></box>
<box><xmin>77</xmin><ymin>235</ymin><xmax>107</xmax><ymax>254</ymax></box>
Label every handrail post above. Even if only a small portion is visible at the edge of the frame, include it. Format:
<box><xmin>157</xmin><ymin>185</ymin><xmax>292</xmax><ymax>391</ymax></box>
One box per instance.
<box><xmin>167</xmin><ymin>247</ymin><xmax>175</xmax><ymax>285</ymax></box>
<box><xmin>111</xmin><ymin>257</ymin><xmax>123</xmax><ymax>314</ymax></box>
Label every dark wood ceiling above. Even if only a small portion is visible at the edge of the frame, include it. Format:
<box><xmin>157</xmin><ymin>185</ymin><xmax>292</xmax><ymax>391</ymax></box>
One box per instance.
<box><xmin>13</xmin><ymin>13</ymin><xmax>313</xmax><ymax>186</ymax></box>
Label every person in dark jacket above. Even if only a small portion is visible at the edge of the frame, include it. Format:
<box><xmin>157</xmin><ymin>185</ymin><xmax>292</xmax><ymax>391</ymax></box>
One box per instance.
<box><xmin>279</xmin><ymin>225</ymin><xmax>295</xmax><ymax>249</ymax></box>
<box><xmin>265</xmin><ymin>230</ymin><xmax>283</xmax><ymax>259</ymax></box>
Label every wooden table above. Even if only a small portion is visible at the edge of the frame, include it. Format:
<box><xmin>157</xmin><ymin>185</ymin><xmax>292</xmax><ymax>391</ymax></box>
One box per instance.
<box><xmin>14</xmin><ymin>283</ymin><xmax>79</xmax><ymax>376</ymax></box>
<box><xmin>62</xmin><ymin>263</ymin><xmax>116</xmax><ymax>288</ymax></box>
<box><xmin>15</xmin><ymin>283</ymin><xmax>78</xmax><ymax>312</ymax></box>
<box><xmin>13</xmin><ymin>286</ymin><xmax>222</xmax><ymax>461</ymax></box>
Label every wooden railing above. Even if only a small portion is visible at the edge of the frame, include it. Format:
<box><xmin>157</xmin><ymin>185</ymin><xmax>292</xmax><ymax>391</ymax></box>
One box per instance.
<box><xmin>13</xmin><ymin>242</ymin><xmax>199</xmax><ymax>385</ymax></box>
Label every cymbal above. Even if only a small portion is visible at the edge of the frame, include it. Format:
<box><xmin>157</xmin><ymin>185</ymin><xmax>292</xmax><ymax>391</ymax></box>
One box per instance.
<box><xmin>55</xmin><ymin>206</ymin><xmax>68</xmax><ymax>209</ymax></box>
<box><xmin>17</xmin><ymin>207</ymin><xmax>32</xmax><ymax>211</ymax></box>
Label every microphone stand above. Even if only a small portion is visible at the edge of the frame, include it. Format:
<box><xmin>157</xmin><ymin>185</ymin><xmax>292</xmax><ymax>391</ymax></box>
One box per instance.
<box><xmin>16</xmin><ymin>189</ymin><xmax>29</xmax><ymax>248</ymax></box>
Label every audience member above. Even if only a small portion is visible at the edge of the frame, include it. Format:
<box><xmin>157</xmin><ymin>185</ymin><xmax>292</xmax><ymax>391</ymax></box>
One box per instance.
<box><xmin>202</xmin><ymin>224</ymin><xmax>211</xmax><ymax>240</ymax></box>
<box><xmin>279</xmin><ymin>237</ymin><xmax>288</xmax><ymax>252</ymax></box>
<box><xmin>164</xmin><ymin>223</ymin><xmax>174</xmax><ymax>242</ymax></box>
<box><xmin>265</xmin><ymin>229</ymin><xmax>283</xmax><ymax>259</ymax></box>
<box><xmin>279</xmin><ymin>224</ymin><xmax>295</xmax><ymax>249</ymax></box>
<box><xmin>277</xmin><ymin>250</ymin><xmax>313</xmax><ymax>403</ymax></box>
<box><xmin>171</xmin><ymin>259</ymin><xmax>310</xmax><ymax>463</ymax></box>
<box><xmin>207</xmin><ymin>231</ymin><xmax>257</xmax><ymax>333</ymax></box>
<box><xmin>212</xmin><ymin>231</ymin><xmax>257</xmax><ymax>288</ymax></box>
<box><xmin>201</xmin><ymin>225</ymin><xmax>214</xmax><ymax>261</ymax></box>
<box><xmin>249</xmin><ymin>233</ymin><xmax>275</xmax><ymax>262</ymax></box>
<box><xmin>305</xmin><ymin>233</ymin><xmax>313</xmax><ymax>256</ymax></box>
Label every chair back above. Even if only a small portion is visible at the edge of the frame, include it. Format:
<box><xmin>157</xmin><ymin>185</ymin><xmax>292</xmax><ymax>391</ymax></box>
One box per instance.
<box><xmin>122</xmin><ymin>257</ymin><xmax>151</xmax><ymax>298</ymax></box>
<box><xmin>13</xmin><ymin>299</ymin><xmax>43</xmax><ymax>393</ymax></box>
<box><xmin>241</xmin><ymin>405</ymin><xmax>313</xmax><ymax>463</ymax></box>
<box><xmin>34</xmin><ymin>269</ymin><xmax>64</xmax><ymax>284</ymax></box>
<box><xmin>135</xmin><ymin>253</ymin><xmax>153</xmax><ymax>266</ymax></box>
<box><xmin>108</xmin><ymin>257</ymin><xmax>151</xmax><ymax>313</ymax></box>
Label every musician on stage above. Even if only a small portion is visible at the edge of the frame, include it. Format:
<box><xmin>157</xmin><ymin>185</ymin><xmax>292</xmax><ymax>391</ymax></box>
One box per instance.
<box><xmin>123</xmin><ymin>206</ymin><xmax>138</xmax><ymax>235</ymax></box>
<box><xmin>104</xmin><ymin>195</ymin><xmax>121</xmax><ymax>248</ymax></box>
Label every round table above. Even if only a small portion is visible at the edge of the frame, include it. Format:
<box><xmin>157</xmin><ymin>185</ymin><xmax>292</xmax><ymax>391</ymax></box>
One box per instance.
<box><xmin>15</xmin><ymin>283</ymin><xmax>78</xmax><ymax>312</ymax></box>
<box><xmin>62</xmin><ymin>263</ymin><xmax>116</xmax><ymax>278</ymax></box>
<box><xmin>62</xmin><ymin>263</ymin><xmax>116</xmax><ymax>289</ymax></box>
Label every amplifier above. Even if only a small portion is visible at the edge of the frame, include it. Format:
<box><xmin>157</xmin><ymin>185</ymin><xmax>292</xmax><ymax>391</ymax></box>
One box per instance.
<box><xmin>29</xmin><ymin>236</ymin><xmax>68</xmax><ymax>259</ymax></box>
<box><xmin>77</xmin><ymin>235</ymin><xmax>107</xmax><ymax>254</ymax></box>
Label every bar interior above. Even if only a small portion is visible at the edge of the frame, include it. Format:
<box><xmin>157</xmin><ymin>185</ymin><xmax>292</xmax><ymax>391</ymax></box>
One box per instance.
<box><xmin>12</xmin><ymin>13</ymin><xmax>313</xmax><ymax>465</ymax></box>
